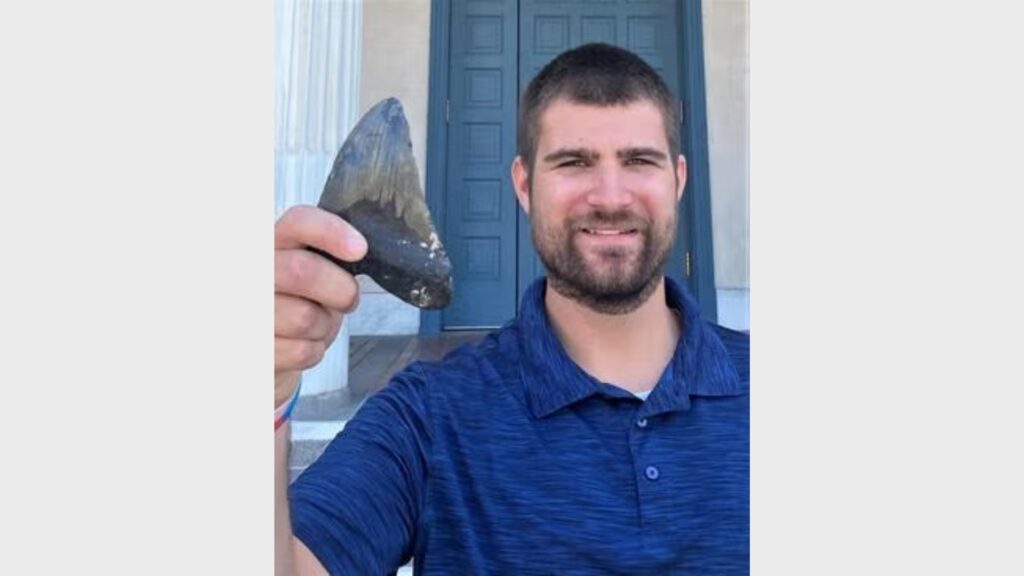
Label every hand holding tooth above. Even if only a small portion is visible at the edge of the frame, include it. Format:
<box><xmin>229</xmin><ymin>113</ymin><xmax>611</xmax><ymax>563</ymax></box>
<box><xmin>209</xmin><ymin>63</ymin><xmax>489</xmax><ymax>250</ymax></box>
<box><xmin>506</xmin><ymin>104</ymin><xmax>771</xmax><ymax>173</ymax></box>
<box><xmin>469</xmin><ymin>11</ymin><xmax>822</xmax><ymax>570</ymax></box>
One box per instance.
<box><xmin>274</xmin><ymin>205</ymin><xmax>367</xmax><ymax>404</ymax></box>
<box><xmin>274</xmin><ymin>98</ymin><xmax>453</xmax><ymax>404</ymax></box>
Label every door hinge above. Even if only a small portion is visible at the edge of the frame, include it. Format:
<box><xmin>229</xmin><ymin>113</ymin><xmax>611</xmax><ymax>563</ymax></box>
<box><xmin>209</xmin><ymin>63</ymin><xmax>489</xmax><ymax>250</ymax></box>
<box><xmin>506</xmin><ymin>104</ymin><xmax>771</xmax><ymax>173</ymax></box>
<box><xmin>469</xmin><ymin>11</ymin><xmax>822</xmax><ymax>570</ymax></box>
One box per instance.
<box><xmin>685</xmin><ymin>251</ymin><xmax>691</xmax><ymax>277</ymax></box>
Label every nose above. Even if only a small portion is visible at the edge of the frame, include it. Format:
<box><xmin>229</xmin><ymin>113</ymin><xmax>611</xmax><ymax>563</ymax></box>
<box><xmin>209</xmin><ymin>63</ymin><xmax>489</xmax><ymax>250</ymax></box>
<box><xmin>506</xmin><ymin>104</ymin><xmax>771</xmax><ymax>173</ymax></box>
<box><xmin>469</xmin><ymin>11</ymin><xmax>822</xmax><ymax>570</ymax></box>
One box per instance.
<box><xmin>585</xmin><ymin>165</ymin><xmax>634</xmax><ymax>210</ymax></box>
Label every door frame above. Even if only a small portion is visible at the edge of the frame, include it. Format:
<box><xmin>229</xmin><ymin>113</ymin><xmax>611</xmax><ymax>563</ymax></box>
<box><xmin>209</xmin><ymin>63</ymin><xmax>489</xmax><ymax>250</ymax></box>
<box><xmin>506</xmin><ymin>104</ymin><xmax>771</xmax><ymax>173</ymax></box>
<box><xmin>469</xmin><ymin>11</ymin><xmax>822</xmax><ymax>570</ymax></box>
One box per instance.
<box><xmin>421</xmin><ymin>0</ymin><xmax>717</xmax><ymax>334</ymax></box>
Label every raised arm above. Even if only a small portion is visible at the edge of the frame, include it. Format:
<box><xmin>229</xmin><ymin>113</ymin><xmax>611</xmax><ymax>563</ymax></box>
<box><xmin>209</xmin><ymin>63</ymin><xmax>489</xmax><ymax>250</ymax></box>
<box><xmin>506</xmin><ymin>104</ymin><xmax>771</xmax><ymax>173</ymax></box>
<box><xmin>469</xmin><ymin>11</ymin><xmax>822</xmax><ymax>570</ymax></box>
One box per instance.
<box><xmin>274</xmin><ymin>205</ymin><xmax>366</xmax><ymax>575</ymax></box>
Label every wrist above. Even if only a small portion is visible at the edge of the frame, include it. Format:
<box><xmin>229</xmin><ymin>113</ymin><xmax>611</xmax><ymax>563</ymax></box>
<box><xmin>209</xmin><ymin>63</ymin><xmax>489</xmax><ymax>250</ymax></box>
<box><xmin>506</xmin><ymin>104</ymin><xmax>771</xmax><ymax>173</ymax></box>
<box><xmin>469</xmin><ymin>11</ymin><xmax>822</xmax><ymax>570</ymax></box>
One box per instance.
<box><xmin>274</xmin><ymin>377</ymin><xmax>302</xmax><ymax>430</ymax></box>
<box><xmin>275</xmin><ymin>371</ymin><xmax>301</xmax><ymax>406</ymax></box>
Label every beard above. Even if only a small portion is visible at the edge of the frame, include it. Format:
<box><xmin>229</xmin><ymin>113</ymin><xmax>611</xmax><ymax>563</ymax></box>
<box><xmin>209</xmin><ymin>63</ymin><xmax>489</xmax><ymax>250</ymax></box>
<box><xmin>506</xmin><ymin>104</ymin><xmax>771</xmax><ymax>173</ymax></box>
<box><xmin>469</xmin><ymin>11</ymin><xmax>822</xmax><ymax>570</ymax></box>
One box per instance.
<box><xmin>531</xmin><ymin>200</ymin><xmax>677</xmax><ymax>315</ymax></box>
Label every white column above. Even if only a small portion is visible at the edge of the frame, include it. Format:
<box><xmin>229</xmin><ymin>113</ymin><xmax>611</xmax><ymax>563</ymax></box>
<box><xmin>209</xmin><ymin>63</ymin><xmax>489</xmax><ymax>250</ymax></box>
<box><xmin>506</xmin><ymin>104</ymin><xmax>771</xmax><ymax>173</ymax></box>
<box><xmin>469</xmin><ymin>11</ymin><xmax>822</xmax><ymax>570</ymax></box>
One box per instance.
<box><xmin>275</xmin><ymin>0</ymin><xmax>363</xmax><ymax>395</ymax></box>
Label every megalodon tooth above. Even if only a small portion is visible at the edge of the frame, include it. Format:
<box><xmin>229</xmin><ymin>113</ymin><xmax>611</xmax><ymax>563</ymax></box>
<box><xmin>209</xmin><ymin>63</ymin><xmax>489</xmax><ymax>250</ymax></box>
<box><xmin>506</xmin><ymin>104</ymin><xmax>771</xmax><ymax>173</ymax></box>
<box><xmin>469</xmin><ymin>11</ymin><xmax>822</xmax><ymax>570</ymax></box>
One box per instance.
<box><xmin>311</xmin><ymin>97</ymin><xmax>453</xmax><ymax>309</ymax></box>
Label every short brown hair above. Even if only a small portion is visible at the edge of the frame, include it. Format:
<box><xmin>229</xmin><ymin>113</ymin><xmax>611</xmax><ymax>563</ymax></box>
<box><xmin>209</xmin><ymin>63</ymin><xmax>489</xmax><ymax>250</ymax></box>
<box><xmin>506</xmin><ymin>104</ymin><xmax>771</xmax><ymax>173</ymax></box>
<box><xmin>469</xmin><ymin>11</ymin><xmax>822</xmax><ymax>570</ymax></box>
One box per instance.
<box><xmin>517</xmin><ymin>43</ymin><xmax>680</xmax><ymax>171</ymax></box>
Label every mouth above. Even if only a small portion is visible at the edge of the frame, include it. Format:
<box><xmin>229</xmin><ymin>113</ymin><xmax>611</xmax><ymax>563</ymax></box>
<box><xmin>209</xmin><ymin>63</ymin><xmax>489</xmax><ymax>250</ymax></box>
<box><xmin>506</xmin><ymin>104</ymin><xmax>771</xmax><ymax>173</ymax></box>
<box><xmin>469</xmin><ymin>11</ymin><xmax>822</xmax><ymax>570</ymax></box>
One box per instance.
<box><xmin>579</xmin><ymin>227</ymin><xmax>639</xmax><ymax>236</ymax></box>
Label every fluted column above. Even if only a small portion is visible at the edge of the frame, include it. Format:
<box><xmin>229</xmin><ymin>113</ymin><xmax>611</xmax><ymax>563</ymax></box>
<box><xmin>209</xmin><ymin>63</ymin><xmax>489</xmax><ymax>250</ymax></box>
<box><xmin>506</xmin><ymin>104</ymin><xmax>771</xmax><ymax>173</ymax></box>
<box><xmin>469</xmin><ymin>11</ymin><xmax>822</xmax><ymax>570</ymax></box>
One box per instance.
<box><xmin>275</xmin><ymin>0</ymin><xmax>362</xmax><ymax>394</ymax></box>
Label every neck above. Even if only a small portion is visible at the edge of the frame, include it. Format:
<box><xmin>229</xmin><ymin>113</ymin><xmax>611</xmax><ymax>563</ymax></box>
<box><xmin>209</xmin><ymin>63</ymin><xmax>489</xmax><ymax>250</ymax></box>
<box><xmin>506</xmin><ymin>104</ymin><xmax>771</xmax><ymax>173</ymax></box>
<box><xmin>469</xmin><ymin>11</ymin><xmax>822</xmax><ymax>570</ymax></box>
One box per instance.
<box><xmin>545</xmin><ymin>278</ymin><xmax>681</xmax><ymax>393</ymax></box>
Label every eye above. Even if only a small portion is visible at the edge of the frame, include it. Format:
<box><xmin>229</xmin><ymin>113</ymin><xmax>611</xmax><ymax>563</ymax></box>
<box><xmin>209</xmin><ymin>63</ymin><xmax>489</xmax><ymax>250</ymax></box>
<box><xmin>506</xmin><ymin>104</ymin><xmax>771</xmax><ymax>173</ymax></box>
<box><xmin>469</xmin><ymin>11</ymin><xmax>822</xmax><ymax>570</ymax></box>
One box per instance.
<box><xmin>557</xmin><ymin>159</ymin><xmax>588</xmax><ymax>168</ymax></box>
<box><xmin>625</xmin><ymin>157</ymin><xmax>655</xmax><ymax>166</ymax></box>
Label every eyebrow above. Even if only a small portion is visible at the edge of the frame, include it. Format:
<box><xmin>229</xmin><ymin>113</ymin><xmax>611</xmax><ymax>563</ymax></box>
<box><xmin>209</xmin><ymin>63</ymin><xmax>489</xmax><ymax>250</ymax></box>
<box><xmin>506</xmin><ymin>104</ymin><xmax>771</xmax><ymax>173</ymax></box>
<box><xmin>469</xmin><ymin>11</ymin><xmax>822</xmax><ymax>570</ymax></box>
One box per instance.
<box><xmin>541</xmin><ymin>146</ymin><xmax>669</xmax><ymax>165</ymax></box>
<box><xmin>541</xmin><ymin>148</ymin><xmax>598</xmax><ymax>164</ymax></box>
<box><xmin>616</xmin><ymin>147</ymin><xmax>668</xmax><ymax>162</ymax></box>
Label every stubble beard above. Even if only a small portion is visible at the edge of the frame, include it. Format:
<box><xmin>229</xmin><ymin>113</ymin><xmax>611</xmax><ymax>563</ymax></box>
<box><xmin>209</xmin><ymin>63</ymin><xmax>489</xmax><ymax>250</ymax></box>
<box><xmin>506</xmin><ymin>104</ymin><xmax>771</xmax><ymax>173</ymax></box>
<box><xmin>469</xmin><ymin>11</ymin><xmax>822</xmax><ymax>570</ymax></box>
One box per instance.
<box><xmin>531</xmin><ymin>195</ymin><xmax>676</xmax><ymax>315</ymax></box>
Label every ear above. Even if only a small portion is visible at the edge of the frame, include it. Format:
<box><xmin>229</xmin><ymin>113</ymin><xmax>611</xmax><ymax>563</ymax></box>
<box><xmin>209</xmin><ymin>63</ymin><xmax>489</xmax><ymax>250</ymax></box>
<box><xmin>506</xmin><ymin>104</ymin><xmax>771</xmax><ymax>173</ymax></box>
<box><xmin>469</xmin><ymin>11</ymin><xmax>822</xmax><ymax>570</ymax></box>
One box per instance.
<box><xmin>511</xmin><ymin>155</ymin><xmax>531</xmax><ymax>215</ymax></box>
<box><xmin>675</xmin><ymin>154</ymin><xmax>688</xmax><ymax>202</ymax></box>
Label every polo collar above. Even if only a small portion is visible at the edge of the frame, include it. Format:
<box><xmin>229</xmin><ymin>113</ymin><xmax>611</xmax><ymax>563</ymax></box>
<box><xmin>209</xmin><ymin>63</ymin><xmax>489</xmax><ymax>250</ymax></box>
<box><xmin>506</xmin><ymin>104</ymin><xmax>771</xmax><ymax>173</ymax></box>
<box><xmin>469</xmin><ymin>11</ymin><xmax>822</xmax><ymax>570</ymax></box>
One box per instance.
<box><xmin>518</xmin><ymin>276</ymin><xmax>741</xmax><ymax>419</ymax></box>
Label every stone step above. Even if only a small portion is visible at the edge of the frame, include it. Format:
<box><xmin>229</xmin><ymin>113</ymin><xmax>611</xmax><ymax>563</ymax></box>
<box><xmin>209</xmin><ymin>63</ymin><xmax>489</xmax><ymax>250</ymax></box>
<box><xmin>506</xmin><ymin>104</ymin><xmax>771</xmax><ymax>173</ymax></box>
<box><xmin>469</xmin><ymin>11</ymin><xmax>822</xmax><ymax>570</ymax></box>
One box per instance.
<box><xmin>287</xmin><ymin>382</ymin><xmax>369</xmax><ymax>483</ymax></box>
<box><xmin>288</xmin><ymin>437</ymin><xmax>333</xmax><ymax>484</ymax></box>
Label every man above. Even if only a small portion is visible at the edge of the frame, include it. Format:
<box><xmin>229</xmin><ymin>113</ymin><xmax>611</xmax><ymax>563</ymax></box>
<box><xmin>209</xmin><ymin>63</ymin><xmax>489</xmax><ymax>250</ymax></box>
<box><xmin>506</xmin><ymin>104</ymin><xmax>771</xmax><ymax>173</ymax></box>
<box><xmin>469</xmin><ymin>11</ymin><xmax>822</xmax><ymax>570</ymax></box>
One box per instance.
<box><xmin>275</xmin><ymin>43</ymin><xmax>749</xmax><ymax>575</ymax></box>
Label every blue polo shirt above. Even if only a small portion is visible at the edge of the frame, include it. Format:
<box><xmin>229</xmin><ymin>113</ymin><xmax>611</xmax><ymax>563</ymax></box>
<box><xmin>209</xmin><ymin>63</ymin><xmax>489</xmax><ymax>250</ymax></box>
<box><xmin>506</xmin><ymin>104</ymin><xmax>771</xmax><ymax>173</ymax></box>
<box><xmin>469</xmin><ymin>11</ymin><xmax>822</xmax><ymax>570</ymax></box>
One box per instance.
<box><xmin>290</xmin><ymin>276</ymin><xmax>749</xmax><ymax>575</ymax></box>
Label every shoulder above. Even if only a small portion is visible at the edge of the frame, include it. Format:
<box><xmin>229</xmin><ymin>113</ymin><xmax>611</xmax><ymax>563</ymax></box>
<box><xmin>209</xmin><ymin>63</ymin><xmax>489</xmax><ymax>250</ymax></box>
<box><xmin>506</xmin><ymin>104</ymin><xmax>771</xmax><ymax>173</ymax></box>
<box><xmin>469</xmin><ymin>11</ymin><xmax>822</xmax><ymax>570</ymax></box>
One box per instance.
<box><xmin>384</xmin><ymin>323</ymin><xmax>522</xmax><ymax>403</ymax></box>
<box><xmin>707</xmin><ymin>323</ymin><xmax>750</xmax><ymax>388</ymax></box>
<box><xmin>709</xmin><ymin>323</ymin><xmax>749</xmax><ymax>358</ymax></box>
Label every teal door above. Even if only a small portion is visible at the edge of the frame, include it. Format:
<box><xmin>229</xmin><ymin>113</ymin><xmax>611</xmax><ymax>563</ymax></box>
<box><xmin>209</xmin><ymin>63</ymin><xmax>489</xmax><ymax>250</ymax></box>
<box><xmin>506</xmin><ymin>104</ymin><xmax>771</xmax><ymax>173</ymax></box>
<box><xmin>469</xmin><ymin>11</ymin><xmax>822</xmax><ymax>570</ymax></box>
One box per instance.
<box><xmin>442</xmin><ymin>0</ymin><xmax>690</xmax><ymax>330</ymax></box>
<box><xmin>444</xmin><ymin>0</ymin><xmax>520</xmax><ymax>329</ymax></box>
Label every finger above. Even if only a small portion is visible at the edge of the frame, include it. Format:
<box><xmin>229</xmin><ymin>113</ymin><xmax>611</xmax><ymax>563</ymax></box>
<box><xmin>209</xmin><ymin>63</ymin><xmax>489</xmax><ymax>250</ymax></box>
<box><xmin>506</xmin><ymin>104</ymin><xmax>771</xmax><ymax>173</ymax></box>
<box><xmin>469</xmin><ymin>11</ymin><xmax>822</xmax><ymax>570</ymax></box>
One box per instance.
<box><xmin>275</xmin><ymin>204</ymin><xmax>368</xmax><ymax>263</ymax></box>
<box><xmin>276</xmin><ymin>248</ymin><xmax>360</xmax><ymax>312</ymax></box>
<box><xmin>275</xmin><ymin>294</ymin><xmax>334</xmax><ymax>340</ymax></box>
<box><xmin>275</xmin><ymin>337</ymin><xmax>327</xmax><ymax>373</ymax></box>
<box><xmin>324</xmin><ymin>308</ymin><xmax>345</xmax><ymax>344</ymax></box>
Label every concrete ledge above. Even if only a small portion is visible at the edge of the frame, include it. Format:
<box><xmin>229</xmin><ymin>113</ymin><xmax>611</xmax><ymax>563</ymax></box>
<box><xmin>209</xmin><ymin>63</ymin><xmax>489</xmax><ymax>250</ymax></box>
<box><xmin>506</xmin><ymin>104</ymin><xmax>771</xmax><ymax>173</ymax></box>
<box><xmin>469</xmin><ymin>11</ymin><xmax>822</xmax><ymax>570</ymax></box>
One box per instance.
<box><xmin>716</xmin><ymin>288</ymin><xmax>749</xmax><ymax>331</ymax></box>
<box><xmin>347</xmin><ymin>290</ymin><xmax>420</xmax><ymax>335</ymax></box>
<box><xmin>291</xmin><ymin>420</ymin><xmax>348</xmax><ymax>442</ymax></box>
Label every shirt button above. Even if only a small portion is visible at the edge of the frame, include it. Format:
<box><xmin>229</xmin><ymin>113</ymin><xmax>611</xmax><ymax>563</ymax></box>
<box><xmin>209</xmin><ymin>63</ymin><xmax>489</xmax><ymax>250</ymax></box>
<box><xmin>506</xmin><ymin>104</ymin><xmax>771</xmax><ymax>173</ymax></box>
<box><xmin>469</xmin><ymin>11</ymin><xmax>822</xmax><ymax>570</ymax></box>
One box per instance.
<box><xmin>644</xmin><ymin>466</ymin><xmax>660</xmax><ymax>481</ymax></box>
<box><xmin>636</xmin><ymin>418</ymin><xmax>648</xmax><ymax>428</ymax></box>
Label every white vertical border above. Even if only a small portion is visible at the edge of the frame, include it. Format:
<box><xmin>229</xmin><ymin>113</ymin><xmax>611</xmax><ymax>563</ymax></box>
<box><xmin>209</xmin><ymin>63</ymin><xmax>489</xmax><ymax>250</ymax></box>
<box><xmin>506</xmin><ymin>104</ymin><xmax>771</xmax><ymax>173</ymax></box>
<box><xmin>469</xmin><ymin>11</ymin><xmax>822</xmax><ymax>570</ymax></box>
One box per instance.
<box><xmin>3</xmin><ymin>2</ymin><xmax>275</xmax><ymax>573</ymax></box>
<box><xmin>752</xmin><ymin>1</ymin><xmax>1024</xmax><ymax>573</ymax></box>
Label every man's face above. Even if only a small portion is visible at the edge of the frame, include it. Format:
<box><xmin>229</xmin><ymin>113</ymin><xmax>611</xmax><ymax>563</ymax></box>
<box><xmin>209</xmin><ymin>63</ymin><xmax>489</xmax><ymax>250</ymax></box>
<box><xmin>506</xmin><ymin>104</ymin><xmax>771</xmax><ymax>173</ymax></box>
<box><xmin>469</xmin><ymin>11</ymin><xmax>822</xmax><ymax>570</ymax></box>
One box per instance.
<box><xmin>512</xmin><ymin>98</ymin><xmax>687</xmax><ymax>314</ymax></box>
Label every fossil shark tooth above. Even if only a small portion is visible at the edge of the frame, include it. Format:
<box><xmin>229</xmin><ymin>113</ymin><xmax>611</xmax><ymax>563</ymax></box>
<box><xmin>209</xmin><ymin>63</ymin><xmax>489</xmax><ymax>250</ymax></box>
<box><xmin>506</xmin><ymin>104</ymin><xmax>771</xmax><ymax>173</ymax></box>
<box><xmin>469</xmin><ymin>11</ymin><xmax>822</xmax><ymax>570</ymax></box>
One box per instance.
<box><xmin>311</xmin><ymin>97</ymin><xmax>453</xmax><ymax>310</ymax></box>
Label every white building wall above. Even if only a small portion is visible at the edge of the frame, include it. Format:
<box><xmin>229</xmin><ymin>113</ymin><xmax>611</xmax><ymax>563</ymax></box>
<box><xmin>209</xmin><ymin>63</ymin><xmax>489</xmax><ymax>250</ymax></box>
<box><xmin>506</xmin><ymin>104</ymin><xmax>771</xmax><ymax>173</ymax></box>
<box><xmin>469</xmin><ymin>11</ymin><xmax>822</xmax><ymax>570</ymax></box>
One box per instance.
<box><xmin>274</xmin><ymin>0</ymin><xmax>362</xmax><ymax>394</ymax></box>
<box><xmin>703</xmin><ymin>0</ymin><xmax>750</xmax><ymax>331</ymax></box>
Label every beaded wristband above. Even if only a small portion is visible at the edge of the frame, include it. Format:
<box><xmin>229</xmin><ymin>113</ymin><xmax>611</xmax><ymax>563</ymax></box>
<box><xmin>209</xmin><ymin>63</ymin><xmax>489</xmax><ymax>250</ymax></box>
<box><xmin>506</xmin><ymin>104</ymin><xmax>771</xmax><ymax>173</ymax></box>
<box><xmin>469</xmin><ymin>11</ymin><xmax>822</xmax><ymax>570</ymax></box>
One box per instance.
<box><xmin>274</xmin><ymin>379</ymin><xmax>302</xmax><ymax>431</ymax></box>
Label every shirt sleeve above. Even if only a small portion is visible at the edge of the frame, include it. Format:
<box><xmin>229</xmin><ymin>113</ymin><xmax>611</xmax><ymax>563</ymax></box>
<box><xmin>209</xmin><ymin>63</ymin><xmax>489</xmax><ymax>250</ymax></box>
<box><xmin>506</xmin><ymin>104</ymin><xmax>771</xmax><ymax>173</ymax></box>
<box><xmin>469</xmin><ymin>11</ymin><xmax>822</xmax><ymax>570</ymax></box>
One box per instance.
<box><xmin>288</xmin><ymin>365</ymin><xmax>431</xmax><ymax>575</ymax></box>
